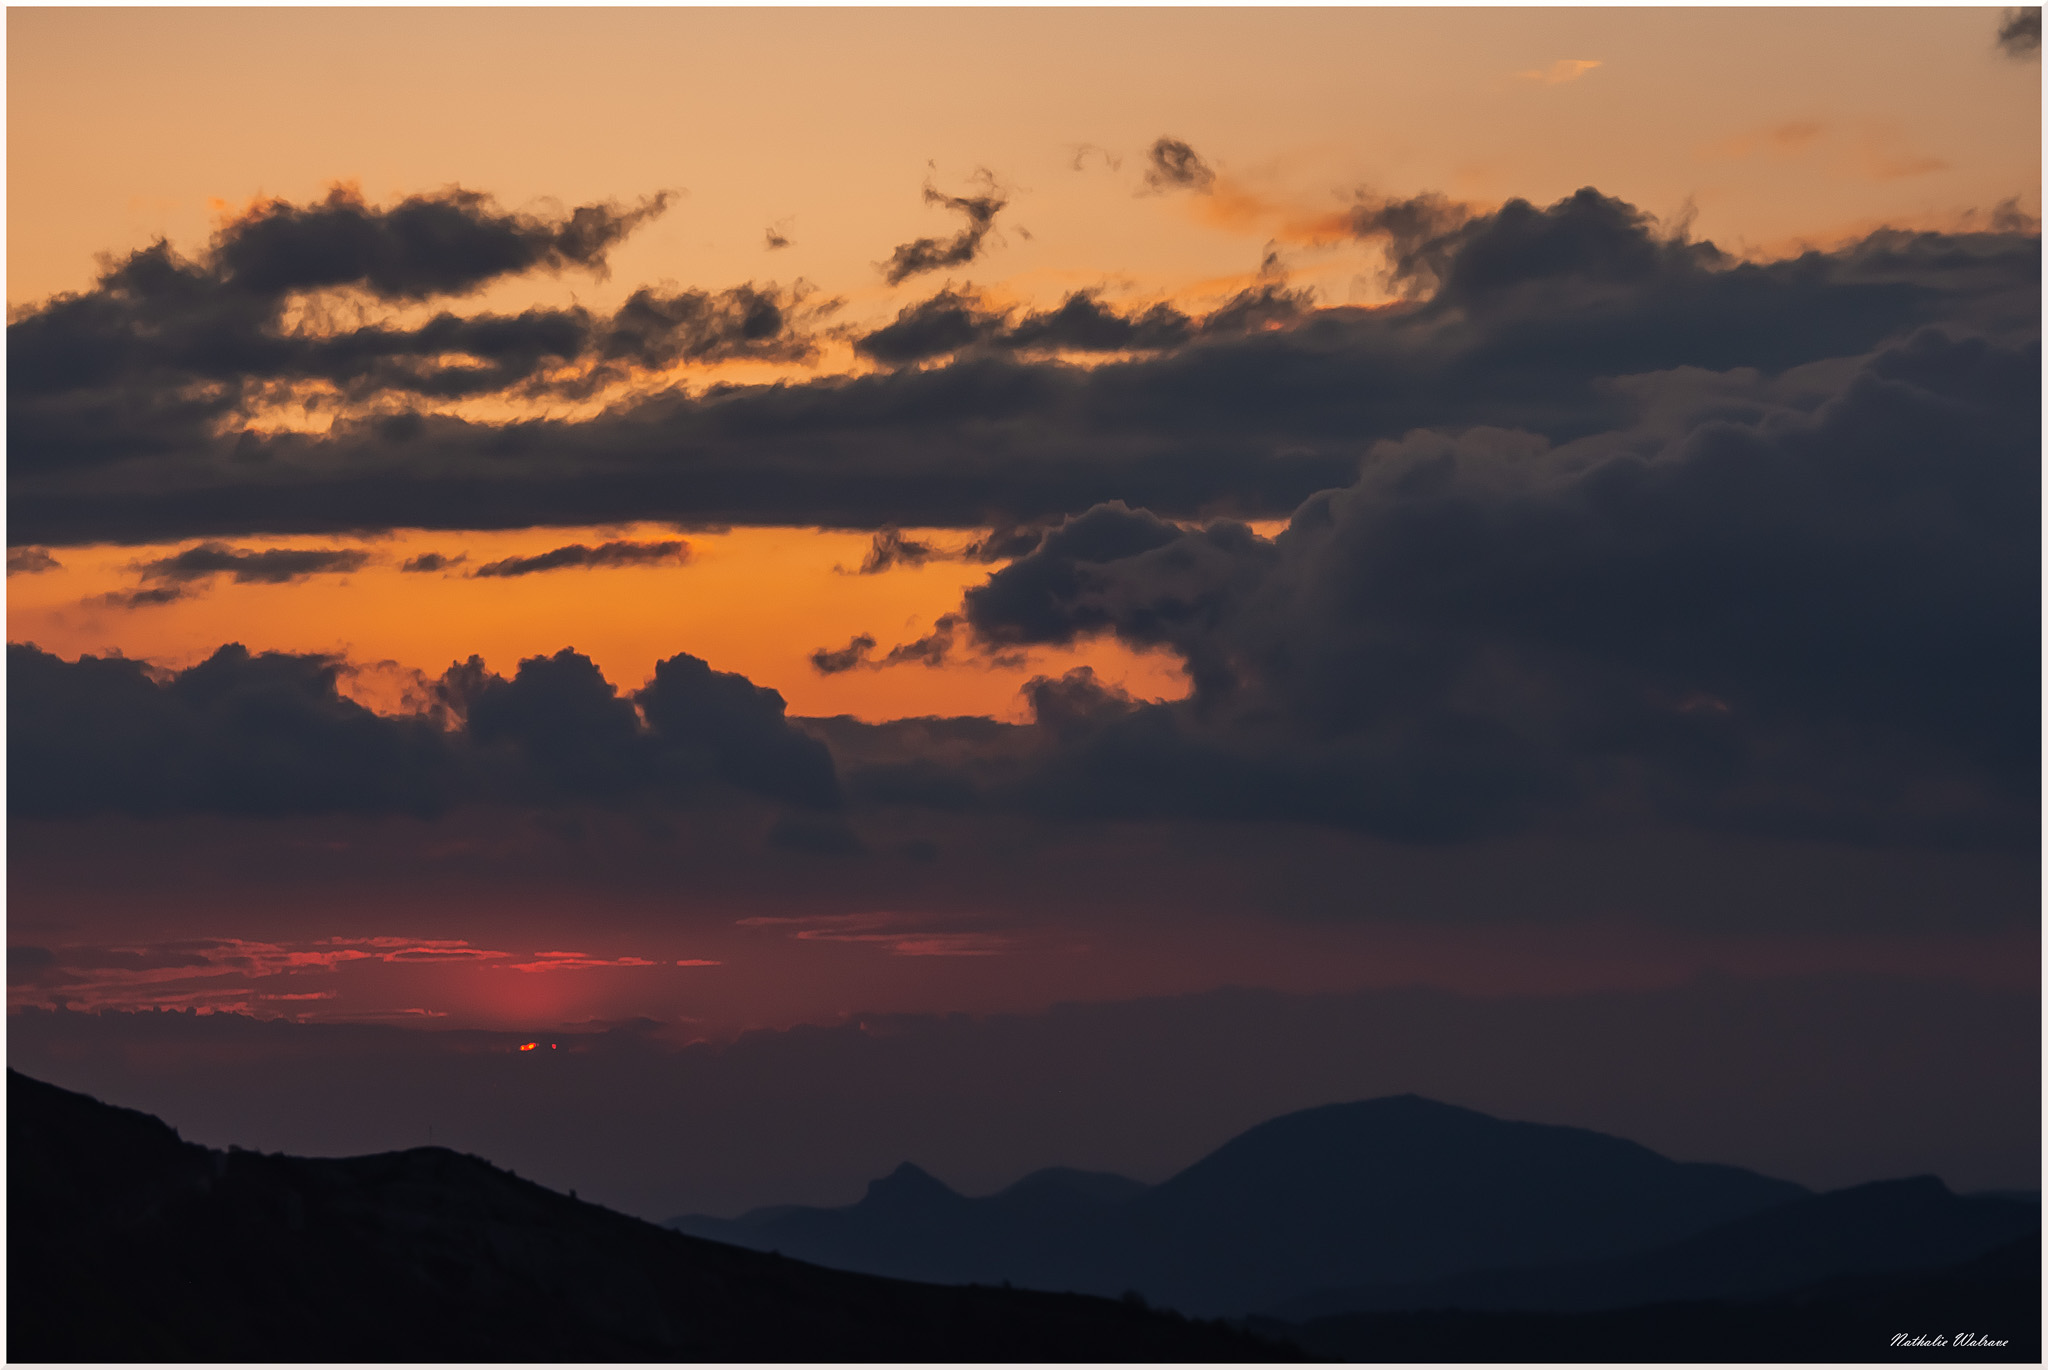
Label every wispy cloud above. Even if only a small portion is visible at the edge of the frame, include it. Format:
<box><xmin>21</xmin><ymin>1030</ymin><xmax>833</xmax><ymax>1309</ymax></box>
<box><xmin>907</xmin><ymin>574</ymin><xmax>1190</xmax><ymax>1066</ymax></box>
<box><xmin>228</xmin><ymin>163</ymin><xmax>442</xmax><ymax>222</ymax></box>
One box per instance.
<box><xmin>138</xmin><ymin>542</ymin><xmax>371</xmax><ymax>586</ymax></box>
<box><xmin>1699</xmin><ymin>120</ymin><xmax>1828</xmax><ymax>162</ymax></box>
<box><xmin>737</xmin><ymin>912</ymin><xmax>1014</xmax><ymax>957</ymax></box>
<box><xmin>471</xmin><ymin>539</ymin><xmax>689</xmax><ymax>578</ymax></box>
<box><xmin>5</xmin><ymin>935</ymin><xmax>710</xmax><ymax>1014</ymax></box>
<box><xmin>503</xmin><ymin>951</ymin><xmax>666</xmax><ymax>974</ymax></box>
<box><xmin>881</xmin><ymin>168</ymin><xmax>1010</xmax><ymax>285</ymax></box>
<box><xmin>1142</xmin><ymin>136</ymin><xmax>1217</xmax><ymax>194</ymax></box>
<box><xmin>1996</xmin><ymin>6</ymin><xmax>2040</xmax><ymax>58</ymax></box>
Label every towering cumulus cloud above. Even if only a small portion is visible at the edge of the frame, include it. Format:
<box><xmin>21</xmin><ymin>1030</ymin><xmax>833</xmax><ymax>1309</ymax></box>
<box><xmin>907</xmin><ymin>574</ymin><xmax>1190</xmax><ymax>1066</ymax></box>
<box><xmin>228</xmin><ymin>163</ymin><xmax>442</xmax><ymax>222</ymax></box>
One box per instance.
<box><xmin>9</xmin><ymin>643</ymin><xmax>841</xmax><ymax>820</ymax></box>
<box><xmin>937</xmin><ymin>325</ymin><xmax>2040</xmax><ymax>847</ymax></box>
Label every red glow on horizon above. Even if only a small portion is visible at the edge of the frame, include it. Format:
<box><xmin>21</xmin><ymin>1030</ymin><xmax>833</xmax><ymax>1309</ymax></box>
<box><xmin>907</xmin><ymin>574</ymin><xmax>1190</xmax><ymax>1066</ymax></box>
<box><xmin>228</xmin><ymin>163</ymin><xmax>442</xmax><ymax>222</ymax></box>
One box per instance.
<box><xmin>517</xmin><ymin>1041</ymin><xmax>538</xmax><ymax>1051</ymax></box>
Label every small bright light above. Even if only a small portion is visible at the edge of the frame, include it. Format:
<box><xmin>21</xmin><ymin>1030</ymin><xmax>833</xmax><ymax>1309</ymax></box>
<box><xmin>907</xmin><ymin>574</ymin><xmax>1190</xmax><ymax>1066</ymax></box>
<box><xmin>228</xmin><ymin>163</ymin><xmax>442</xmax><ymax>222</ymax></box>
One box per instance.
<box><xmin>517</xmin><ymin>1041</ymin><xmax>538</xmax><ymax>1052</ymax></box>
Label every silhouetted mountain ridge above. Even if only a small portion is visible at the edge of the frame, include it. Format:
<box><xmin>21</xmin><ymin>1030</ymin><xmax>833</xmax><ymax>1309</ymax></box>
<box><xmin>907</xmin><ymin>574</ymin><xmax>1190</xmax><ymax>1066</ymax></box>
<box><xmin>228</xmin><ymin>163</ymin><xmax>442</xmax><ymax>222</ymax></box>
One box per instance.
<box><xmin>6</xmin><ymin>1069</ymin><xmax>1292</xmax><ymax>1362</ymax></box>
<box><xmin>672</xmin><ymin>1093</ymin><xmax>1809</xmax><ymax>1316</ymax></box>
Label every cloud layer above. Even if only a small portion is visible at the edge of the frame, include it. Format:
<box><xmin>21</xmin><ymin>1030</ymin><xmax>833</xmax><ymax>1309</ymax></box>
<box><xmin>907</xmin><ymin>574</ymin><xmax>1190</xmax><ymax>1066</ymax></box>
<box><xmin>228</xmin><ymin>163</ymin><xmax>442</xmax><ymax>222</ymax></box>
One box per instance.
<box><xmin>13</xmin><ymin>186</ymin><xmax>2034</xmax><ymax>545</ymax></box>
<box><xmin>8</xmin><ymin>178</ymin><xmax>2038</xmax><ymax>859</ymax></box>
<box><xmin>9</xmin><ymin>184</ymin><xmax>826</xmax><ymax>489</ymax></box>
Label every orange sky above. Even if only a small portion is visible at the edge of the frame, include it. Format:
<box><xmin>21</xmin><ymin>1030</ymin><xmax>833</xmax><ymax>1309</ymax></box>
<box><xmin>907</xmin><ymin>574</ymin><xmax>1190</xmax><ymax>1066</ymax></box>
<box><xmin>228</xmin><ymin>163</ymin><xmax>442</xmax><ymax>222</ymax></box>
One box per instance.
<box><xmin>10</xmin><ymin>7</ymin><xmax>2038</xmax><ymax>315</ymax></box>
<box><xmin>4</xmin><ymin>524</ymin><xmax>1198</xmax><ymax>720</ymax></box>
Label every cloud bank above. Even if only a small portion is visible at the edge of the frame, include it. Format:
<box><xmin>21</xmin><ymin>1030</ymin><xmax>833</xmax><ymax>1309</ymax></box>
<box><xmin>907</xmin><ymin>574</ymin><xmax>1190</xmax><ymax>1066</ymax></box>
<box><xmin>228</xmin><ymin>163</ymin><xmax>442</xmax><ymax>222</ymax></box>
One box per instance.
<box><xmin>10</xmin><ymin>641</ymin><xmax>839</xmax><ymax>820</ymax></box>
<box><xmin>13</xmin><ymin>186</ymin><xmax>2033</xmax><ymax>545</ymax></box>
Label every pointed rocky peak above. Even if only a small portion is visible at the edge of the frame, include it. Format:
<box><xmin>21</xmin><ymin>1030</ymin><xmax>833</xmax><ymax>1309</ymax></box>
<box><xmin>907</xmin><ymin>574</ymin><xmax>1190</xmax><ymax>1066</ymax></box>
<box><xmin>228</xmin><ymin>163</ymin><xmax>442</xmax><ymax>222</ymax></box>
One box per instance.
<box><xmin>861</xmin><ymin>1161</ymin><xmax>963</xmax><ymax>1210</ymax></box>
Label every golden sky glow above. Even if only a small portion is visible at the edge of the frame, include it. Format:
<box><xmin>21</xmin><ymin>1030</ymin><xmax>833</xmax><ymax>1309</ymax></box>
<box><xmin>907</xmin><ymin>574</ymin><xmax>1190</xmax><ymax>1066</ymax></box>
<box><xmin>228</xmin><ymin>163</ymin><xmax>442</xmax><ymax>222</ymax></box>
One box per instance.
<box><xmin>5</xmin><ymin>524</ymin><xmax>1197</xmax><ymax>720</ymax></box>
<box><xmin>11</xmin><ymin>8</ymin><xmax>2038</xmax><ymax>314</ymax></box>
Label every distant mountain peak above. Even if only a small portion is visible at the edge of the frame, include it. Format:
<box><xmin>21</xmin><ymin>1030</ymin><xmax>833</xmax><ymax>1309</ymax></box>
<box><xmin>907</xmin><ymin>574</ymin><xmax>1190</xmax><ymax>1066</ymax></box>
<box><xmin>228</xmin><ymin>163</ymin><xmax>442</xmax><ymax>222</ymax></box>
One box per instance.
<box><xmin>863</xmin><ymin>1161</ymin><xmax>962</xmax><ymax>1209</ymax></box>
<box><xmin>996</xmin><ymin>1166</ymin><xmax>1151</xmax><ymax>1205</ymax></box>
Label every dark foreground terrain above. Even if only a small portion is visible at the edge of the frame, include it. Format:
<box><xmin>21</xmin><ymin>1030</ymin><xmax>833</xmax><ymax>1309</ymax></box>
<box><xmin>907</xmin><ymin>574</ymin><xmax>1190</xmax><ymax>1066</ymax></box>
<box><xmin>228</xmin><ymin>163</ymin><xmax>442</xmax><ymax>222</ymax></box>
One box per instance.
<box><xmin>7</xmin><ymin>1070</ymin><xmax>1294</xmax><ymax>1362</ymax></box>
<box><xmin>1264</xmin><ymin>1236</ymin><xmax>2040</xmax><ymax>1362</ymax></box>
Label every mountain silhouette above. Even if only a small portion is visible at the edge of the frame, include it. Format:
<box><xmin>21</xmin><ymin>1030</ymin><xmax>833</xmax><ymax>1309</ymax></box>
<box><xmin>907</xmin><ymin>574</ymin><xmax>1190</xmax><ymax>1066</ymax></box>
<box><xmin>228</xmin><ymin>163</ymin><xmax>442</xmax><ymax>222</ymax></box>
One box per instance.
<box><xmin>1270</xmin><ymin>1237</ymin><xmax>2041</xmax><ymax>1363</ymax></box>
<box><xmin>673</xmin><ymin>1093</ymin><xmax>1807</xmax><ymax>1316</ymax></box>
<box><xmin>677</xmin><ymin>1159</ymin><xmax>1158</xmax><ymax>1299</ymax></box>
<box><xmin>1271</xmin><ymin>1173</ymin><xmax>2042</xmax><ymax>1319</ymax></box>
<box><xmin>6</xmin><ymin>1069</ymin><xmax>1292</xmax><ymax>1362</ymax></box>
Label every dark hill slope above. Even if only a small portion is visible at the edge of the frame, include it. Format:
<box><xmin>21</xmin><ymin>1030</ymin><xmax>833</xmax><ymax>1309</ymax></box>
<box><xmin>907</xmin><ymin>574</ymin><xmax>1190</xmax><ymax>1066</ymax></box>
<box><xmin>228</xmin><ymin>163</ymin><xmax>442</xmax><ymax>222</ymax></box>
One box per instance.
<box><xmin>1273</xmin><ymin>1173</ymin><xmax>2042</xmax><ymax>1318</ymax></box>
<box><xmin>6</xmin><ymin>1070</ymin><xmax>1292</xmax><ymax>1362</ymax></box>
<box><xmin>1270</xmin><ymin>1237</ymin><xmax>2041</xmax><ymax>1363</ymax></box>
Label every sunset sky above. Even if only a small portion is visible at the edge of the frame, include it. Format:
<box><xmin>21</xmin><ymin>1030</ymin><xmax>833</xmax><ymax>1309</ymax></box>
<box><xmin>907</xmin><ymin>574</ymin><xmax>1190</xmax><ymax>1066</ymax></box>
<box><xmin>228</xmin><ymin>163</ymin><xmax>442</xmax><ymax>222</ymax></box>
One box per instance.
<box><xmin>8</xmin><ymin>8</ymin><xmax>2040</xmax><ymax>1214</ymax></box>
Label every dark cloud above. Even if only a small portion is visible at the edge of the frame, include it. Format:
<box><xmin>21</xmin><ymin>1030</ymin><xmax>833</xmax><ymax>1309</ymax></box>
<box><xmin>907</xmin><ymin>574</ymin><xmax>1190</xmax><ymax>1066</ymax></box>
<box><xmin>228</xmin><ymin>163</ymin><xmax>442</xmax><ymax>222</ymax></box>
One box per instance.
<box><xmin>1004</xmin><ymin>291</ymin><xmax>1194</xmax><ymax>354</ymax></box>
<box><xmin>846</xmin><ymin>523</ymin><xmax>1045</xmax><ymax>576</ymax></box>
<box><xmin>137</xmin><ymin>542</ymin><xmax>369</xmax><ymax>585</ymax></box>
<box><xmin>10</xmin><ymin>642</ymin><xmax>842</xmax><ymax>819</ymax></box>
<box><xmin>854</xmin><ymin>287</ymin><xmax>1005</xmax><ymax>365</ymax></box>
<box><xmin>12</xmin><ymin>188</ymin><xmax>2038</xmax><ymax>545</ymax></box>
<box><xmin>809</xmin><ymin>616</ymin><xmax>968</xmax><ymax>676</ymax></box>
<box><xmin>1986</xmin><ymin>197</ymin><xmax>2040</xmax><ymax>234</ymax></box>
<box><xmin>810</xmin><ymin>635</ymin><xmax>878</xmax><ymax>675</ymax></box>
<box><xmin>400</xmin><ymin>552</ymin><xmax>464</xmax><ymax>573</ymax></box>
<box><xmin>598</xmin><ymin>284</ymin><xmax>824</xmax><ymax>370</ymax></box>
<box><xmin>1019</xmin><ymin>667</ymin><xmax>1141</xmax><ymax>738</ymax></box>
<box><xmin>765</xmin><ymin>224</ymin><xmax>794</xmax><ymax>250</ymax></box>
<box><xmin>881</xmin><ymin>172</ymin><xmax>1010</xmax><ymax>285</ymax></box>
<box><xmin>6</xmin><ymin>183</ymin><xmax>811</xmax><ymax>479</ymax></box>
<box><xmin>943</xmin><ymin>327</ymin><xmax>2039</xmax><ymax>847</ymax></box>
<box><xmin>963</xmin><ymin>503</ymin><xmax>1187</xmax><ymax>645</ymax></box>
<box><xmin>1142</xmin><ymin>137</ymin><xmax>1216</xmax><ymax>194</ymax></box>
<box><xmin>965</xmin><ymin>524</ymin><xmax>1052</xmax><ymax>562</ymax></box>
<box><xmin>854</xmin><ymin>287</ymin><xmax>1195</xmax><ymax>367</ymax></box>
<box><xmin>9</xmin><ymin>642</ymin><xmax>452</xmax><ymax>820</ymax></box>
<box><xmin>1344</xmin><ymin>191</ymin><xmax>1479</xmax><ymax>295</ymax></box>
<box><xmin>859</xmin><ymin>527</ymin><xmax>941</xmax><ymax>573</ymax></box>
<box><xmin>1414</xmin><ymin>188</ymin><xmax>1726</xmax><ymax>313</ymax></box>
<box><xmin>91</xmin><ymin>586</ymin><xmax>193</xmax><ymax>611</ymax></box>
<box><xmin>876</xmin><ymin>615</ymin><xmax>964</xmax><ymax>669</ymax></box>
<box><xmin>210</xmin><ymin>184</ymin><xmax>669</xmax><ymax>301</ymax></box>
<box><xmin>463</xmin><ymin>648</ymin><xmax>652</xmax><ymax>797</ymax></box>
<box><xmin>636</xmin><ymin>651</ymin><xmax>842</xmax><ymax>809</ymax></box>
<box><xmin>471</xmin><ymin>539</ymin><xmax>689</xmax><ymax>579</ymax></box>
<box><xmin>1196</xmin><ymin>252</ymin><xmax>1316</xmax><ymax>334</ymax></box>
<box><xmin>7</xmin><ymin>548</ymin><xmax>61</xmax><ymax>576</ymax></box>
<box><xmin>1996</xmin><ymin>6</ymin><xmax>2040</xmax><ymax>56</ymax></box>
